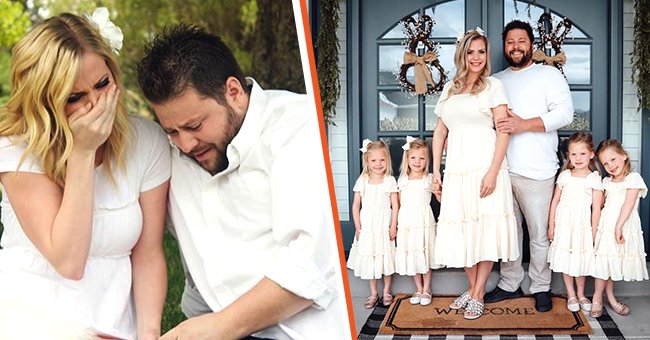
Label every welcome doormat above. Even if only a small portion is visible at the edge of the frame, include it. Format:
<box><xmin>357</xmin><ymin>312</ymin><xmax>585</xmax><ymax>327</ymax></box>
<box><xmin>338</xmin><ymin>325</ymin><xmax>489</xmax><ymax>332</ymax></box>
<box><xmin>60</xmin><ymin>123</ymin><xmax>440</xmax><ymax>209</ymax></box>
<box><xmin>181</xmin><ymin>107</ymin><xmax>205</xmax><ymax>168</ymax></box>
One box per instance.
<box><xmin>359</xmin><ymin>294</ymin><xmax>622</xmax><ymax>339</ymax></box>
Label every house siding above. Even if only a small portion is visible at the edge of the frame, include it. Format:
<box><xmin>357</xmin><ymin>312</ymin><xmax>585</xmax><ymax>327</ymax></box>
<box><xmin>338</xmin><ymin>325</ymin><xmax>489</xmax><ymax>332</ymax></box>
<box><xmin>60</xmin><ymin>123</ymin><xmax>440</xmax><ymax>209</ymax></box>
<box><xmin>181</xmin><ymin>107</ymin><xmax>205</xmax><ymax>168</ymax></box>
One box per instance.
<box><xmin>329</xmin><ymin>0</ymin><xmax>350</xmax><ymax>221</ymax></box>
<box><xmin>623</xmin><ymin>0</ymin><xmax>642</xmax><ymax>171</ymax></box>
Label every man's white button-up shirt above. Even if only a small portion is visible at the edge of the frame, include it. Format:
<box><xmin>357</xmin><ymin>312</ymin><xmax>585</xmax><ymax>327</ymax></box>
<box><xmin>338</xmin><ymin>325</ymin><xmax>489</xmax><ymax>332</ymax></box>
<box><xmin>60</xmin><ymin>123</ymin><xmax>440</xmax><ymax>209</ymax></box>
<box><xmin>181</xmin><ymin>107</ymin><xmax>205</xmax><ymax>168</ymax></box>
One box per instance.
<box><xmin>168</xmin><ymin>79</ymin><xmax>348</xmax><ymax>339</ymax></box>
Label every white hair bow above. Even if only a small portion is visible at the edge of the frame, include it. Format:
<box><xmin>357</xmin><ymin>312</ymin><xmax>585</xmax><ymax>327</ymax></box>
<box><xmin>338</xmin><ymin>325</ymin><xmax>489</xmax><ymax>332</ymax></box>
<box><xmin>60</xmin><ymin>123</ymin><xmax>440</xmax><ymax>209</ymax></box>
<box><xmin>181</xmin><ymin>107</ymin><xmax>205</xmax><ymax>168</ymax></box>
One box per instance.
<box><xmin>86</xmin><ymin>8</ymin><xmax>123</xmax><ymax>54</ymax></box>
<box><xmin>402</xmin><ymin>136</ymin><xmax>416</xmax><ymax>151</ymax></box>
<box><xmin>359</xmin><ymin>139</ymin><xmax>372</xmax><ymax>153</ymax></box>
<box><xmin>456</xmin><ymin>32</ymin><xmax>464</xmax><ymax>43</ymax></box>
<box><xmin>456</xmin><ymin>26</ymin><xmax>485</xmax><ymax>43</ymax></box>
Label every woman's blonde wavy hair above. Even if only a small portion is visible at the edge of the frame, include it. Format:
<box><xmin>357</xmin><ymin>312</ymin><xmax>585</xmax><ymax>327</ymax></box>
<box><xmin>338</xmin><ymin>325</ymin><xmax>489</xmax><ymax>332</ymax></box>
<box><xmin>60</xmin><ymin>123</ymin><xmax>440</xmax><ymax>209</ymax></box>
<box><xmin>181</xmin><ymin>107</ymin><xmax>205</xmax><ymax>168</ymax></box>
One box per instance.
<box><xmin>450</xmin><ymin>31</ymin><xmax>491</xmax><ymax>96</ymax></box>
<box><xmin>0</xmin><ymin>12</ymin><xmax>129</xmax><ymax>187</ymax></box>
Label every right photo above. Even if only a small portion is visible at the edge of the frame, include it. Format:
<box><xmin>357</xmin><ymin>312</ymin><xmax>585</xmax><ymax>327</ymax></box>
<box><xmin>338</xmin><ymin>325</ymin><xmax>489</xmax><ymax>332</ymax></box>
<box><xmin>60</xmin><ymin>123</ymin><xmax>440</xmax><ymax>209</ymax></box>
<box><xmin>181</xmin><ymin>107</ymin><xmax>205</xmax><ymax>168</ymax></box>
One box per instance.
<box><xmin>310</xmin><ymin>0</ymin><xmax>650</xmax><ymax>338</ymax></box>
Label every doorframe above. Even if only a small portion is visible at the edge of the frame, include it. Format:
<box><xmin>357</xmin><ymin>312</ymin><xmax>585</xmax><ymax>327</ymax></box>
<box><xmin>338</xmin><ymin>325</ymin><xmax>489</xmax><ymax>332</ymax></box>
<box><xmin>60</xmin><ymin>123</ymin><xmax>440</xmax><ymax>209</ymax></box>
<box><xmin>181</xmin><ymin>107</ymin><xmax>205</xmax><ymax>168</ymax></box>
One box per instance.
<box><xmin>641</xmin><ymin>108</ymin><xmax>649</xmax><ymax>256</ymax></box>
<box><xmin>609</xmin><ymin>0</ymin><xmax>623</xmax><ymax>140</ymax></box>
<box><xmin>341</xmin><ymin>0</ymin><xmax>361</xmax><ymax>250</ymax></box>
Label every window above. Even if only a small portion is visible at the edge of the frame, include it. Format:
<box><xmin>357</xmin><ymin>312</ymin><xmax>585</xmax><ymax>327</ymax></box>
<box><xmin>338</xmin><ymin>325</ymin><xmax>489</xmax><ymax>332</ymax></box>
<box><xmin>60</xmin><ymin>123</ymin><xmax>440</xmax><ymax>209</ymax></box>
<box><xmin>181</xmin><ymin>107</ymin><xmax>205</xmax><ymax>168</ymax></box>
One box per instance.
<box><xmin>504</xmin><ymin>0</ymin><xmax>592</xmax><ymax>132</ymax></box>
<box><xmin>375</xmin><ymin>0</ymin><xmax>465</xmax><ymax>171</ymax></box>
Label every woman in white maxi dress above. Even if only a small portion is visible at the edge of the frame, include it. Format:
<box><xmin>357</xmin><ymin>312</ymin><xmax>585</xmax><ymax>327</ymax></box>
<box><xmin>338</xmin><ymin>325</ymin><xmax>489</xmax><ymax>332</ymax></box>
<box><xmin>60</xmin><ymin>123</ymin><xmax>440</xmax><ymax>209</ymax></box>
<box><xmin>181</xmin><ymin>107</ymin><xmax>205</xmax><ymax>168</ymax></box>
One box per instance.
<box><xmin>431</xmin><ymin>30</ymin><xmax>519</xmax><ymax>320</ymax></box>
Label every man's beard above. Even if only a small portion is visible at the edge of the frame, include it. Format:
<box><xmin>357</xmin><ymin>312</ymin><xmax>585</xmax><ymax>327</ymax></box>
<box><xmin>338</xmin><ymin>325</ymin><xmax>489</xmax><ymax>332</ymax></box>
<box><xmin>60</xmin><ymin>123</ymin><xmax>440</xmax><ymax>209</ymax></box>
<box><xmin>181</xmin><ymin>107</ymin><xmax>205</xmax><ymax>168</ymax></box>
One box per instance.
<box><xmin>187</xmin><ymin>104</ymin><xmax>244</xmax><ymax>176</ymax></box>
<box><xmin>504</xmin><ymin>48</ymin><xmax>533</xmax><ymax>68</ymax></box>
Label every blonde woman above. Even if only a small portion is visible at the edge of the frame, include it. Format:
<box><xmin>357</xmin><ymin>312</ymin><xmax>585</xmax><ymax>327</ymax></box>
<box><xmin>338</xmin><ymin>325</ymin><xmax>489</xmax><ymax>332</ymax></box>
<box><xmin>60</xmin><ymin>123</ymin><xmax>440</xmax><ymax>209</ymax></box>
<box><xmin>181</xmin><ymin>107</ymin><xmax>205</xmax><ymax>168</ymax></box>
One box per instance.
<box><xmin>0</xmin><ymin>9</ymin><xmax>169</xmax><ymax>339</ymax></box>
<box><xmin>431</xmin><ymin>29</ymin><xmax>519</xmax><ymax>320</ymax></box>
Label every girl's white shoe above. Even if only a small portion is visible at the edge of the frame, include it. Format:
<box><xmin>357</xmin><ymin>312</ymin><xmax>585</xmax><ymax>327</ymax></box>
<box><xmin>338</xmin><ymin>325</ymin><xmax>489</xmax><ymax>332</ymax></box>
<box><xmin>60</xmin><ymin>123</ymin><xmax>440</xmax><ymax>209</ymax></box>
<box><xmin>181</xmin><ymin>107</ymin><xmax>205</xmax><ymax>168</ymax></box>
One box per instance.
<box><xmin>409</xmin><ymin>292</ymin><xmax>422</xmax><ymax>304</ymax></box>
<box><xmin>420</xmin><ymin>292</ymin><xmax>432</xmax><ymax>306</ymax></box>
<box><xmin>567</xmin><ymin>296</ymin><xmax>580</xmax><ymax>312</ymax></box>
<box><xmin>579</xmin><ymin>297</ymin><xmax>592</xmax><ymax>312</ymax></box>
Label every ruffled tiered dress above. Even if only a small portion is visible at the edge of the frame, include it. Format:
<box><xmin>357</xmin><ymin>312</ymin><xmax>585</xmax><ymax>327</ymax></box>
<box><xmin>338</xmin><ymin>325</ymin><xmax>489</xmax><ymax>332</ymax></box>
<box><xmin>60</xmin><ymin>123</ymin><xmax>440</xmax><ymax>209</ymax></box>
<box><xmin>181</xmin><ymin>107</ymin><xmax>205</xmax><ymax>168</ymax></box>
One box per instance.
<box><xmin>432</xmin><ymin>77</ymin><xmax>519</xmax><ymax>268</ymax></box>
<box><xmin>347</xmin><ymin>175</ymin><xmax>398</xmax><ymax>279</ymax></box>
<box><xmin>593</xmin><ymin>172</ymin><xmax>648</xmax><ymax>281</ymax></box>
<box><xmin>547</xmin><ymin>170</ymin><xmax>602</xmax><ymax>276</ymax></box>
<box><xmin>395</xmin><ymin>174</ymin><xmax>439</xmax><ymax>275</ymax></box>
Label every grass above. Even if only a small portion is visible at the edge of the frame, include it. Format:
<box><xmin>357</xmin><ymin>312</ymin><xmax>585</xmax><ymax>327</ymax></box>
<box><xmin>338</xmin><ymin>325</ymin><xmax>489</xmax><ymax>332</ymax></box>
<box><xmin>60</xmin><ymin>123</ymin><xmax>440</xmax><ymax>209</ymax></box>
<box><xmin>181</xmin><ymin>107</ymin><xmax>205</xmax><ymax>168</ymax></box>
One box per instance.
<box><xmin>0</xmin><ymin>222</ymin><xmax>187</xmax><ymax>333</ymax></box>
<box><xmin>161</xmin><ymin>229</ymin><xmax>188</xmax><ymax>332</ymax></box>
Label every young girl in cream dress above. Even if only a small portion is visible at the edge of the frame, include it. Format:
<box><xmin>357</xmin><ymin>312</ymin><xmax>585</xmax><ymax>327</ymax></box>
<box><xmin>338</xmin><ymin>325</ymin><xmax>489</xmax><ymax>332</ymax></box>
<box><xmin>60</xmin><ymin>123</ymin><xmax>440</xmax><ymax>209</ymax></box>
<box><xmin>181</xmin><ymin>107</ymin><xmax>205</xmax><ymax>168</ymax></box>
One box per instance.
<box><xmin>547</xmin><ymin>132</ymin><xmax>603</xmax><ymax>313</ymax></box>
<box><xmin>590</xmin><ymin>139</ymin><xmax>648</xmax><ymax>318</ymax></box>
<box><xmin>395</xmin><ymin>137</ymin><xmax>438</xmax><ymax>306</ymax></box>
<box><xmin>347</xmin><ymin>139</ymin><xmax>399</xmax><ymax>308</ymax></box>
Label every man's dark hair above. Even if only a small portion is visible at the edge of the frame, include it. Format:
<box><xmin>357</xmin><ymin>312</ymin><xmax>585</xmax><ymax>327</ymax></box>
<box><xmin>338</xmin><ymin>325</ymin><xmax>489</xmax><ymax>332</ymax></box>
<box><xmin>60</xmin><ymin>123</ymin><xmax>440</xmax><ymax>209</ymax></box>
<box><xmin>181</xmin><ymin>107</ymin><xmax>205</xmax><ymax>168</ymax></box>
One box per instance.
<box><xmin>137</xmin><ymin>24</ymin><xmax>249</xmax><ymax>104</ymax></box>
<box><xmin>502</xmin><ymin>20</ymin><xmax>534</xmax><ymax>45</ymax></box>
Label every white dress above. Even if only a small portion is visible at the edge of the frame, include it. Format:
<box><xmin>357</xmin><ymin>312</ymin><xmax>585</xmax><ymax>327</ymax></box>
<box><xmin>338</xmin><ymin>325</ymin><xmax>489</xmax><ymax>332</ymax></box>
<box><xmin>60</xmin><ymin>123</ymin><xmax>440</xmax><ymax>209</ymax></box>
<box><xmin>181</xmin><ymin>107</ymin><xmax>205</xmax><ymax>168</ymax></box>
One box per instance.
<box><xmin>347</xmin><ymin>175</ymin><xmax>397</xmax><ymax>279</ymax></box>
<box><xmin>0</xmin><ymin>116</ymin><xmax>170</xmax><ymax>339</ymax></box>
<box><xmin>593</xmin><ymin>172</ymin><xmax>649</xmax><ymax>281</ymax></box>
<box><xmin>547</xmin><ymin>170</ymin><xmax>602</xmax><ymax>276</ymax></box>
<box><xmin>395</xmin><ymin>174</ymin><xmax>438</xmax><ymax>275</ymax></box>
<box><xmin>432</xmin><ymin>77</ymin><xmax>519</xmax><ymax>267</ymax></box>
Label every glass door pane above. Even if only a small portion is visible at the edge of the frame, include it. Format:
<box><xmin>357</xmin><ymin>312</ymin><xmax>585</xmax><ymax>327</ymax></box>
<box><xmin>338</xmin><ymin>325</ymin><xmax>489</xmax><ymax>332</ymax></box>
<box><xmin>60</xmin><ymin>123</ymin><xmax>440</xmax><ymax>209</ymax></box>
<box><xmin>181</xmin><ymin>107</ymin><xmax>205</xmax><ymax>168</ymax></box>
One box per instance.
<box><xmin>378</xmin><ymin>91</ymin><xmax>419</xmax><ymax>131</ymax></box>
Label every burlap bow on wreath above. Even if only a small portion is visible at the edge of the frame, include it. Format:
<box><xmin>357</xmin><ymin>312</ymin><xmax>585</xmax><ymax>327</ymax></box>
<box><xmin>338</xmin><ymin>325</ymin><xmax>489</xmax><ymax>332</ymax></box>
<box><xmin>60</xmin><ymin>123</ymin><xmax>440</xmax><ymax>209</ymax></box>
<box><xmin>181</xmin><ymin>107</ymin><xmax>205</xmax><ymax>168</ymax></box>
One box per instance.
<box><xmin>532</xmin><ymin>50</ymin><xmax>566</xmax><ymax>66</ymax></box>
<box><xmin>402</xmin><ymin>51</ymin><xmax>440</xmax><ymax>95</ymax></box>
<box><xmin>397</xmin><ymin>15</ymin><xmax>446</xmax><ymax>96</ymax></box>
<box><xmin>533</xmin><ymin>13</ymin><xmax>572</xmax><ymax>77</ymax></box>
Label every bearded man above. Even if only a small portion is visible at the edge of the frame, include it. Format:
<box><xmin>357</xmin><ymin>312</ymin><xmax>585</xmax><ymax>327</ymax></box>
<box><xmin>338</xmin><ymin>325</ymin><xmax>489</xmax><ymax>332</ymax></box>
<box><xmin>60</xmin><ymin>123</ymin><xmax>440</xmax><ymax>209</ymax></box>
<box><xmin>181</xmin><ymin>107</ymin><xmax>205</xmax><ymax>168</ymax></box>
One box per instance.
<box><xmin>137</xmin><ymin>24</ymin><xmax>347</xmax><ymax>339</ymax></box>
<box><xmin>483</xmin><ymin>20</ymin><xmax>574</xmax><ymax>313</ymax></box>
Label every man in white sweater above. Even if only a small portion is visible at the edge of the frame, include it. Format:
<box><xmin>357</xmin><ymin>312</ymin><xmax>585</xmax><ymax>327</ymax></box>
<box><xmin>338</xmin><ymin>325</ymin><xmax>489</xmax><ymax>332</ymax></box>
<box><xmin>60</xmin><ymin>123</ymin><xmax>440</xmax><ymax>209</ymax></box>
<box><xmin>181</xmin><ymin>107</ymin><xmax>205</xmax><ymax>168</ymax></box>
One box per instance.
<box><xmin>484</xmin><ymin>20</ymin><xmax>574</xmax><ymax>312</ymax></box>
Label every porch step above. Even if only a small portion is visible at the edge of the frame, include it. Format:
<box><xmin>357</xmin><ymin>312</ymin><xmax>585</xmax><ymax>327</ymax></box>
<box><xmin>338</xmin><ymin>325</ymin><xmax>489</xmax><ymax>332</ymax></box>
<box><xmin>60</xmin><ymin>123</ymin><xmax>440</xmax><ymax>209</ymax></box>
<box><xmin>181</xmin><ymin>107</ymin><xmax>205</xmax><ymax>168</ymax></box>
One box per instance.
<box><xmin>347</xmin><ymin>263</ymin><xmax>650</xmax><ymax>297</ymax></box>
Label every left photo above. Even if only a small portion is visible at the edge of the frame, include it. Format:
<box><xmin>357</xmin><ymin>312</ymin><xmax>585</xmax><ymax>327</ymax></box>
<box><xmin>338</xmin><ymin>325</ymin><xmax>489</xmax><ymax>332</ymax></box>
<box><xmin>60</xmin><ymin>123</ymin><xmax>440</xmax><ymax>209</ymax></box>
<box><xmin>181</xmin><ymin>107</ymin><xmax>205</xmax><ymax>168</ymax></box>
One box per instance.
<box><xmin>0</xmin><ymin>0</ymin><xmax>353</xmax><ymax>339</ymax></box>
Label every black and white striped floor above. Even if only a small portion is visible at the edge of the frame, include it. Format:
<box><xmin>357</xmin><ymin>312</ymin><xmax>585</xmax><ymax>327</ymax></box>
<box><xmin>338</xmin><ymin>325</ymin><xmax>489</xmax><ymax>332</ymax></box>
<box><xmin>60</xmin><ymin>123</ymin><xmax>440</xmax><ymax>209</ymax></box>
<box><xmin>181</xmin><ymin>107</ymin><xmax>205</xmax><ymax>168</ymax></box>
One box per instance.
<box><xmin>358</xmin><ymin>304</ymin><xmax>625</xmax><ymax>340</ymax></box>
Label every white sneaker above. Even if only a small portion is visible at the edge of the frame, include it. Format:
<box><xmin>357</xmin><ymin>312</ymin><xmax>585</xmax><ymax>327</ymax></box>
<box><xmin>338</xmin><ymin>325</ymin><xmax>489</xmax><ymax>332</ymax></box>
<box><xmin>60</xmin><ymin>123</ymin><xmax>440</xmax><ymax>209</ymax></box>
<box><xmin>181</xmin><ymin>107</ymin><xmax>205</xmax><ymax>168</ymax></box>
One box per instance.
<box><xmin>420</xmin><ymin>292</ymin><xmax>432</xmax><ymax>306</ymax></box>
<box><xmin>409</xmin><ymin>292</ymin><xmax>422</xmax><ymax>304</ymax></box>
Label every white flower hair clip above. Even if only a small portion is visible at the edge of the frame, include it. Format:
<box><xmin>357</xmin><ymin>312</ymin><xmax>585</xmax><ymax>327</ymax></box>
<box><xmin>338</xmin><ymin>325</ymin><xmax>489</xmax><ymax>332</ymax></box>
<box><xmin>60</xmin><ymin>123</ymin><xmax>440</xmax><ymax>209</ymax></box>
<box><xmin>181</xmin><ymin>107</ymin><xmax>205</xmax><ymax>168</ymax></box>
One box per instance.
<box><xmin>402</xmin><ymin>136</ymin><xmax>416</xmax><ymax>151</ymax></box>
<box><xmin>86</xmin><ymin>7</ymin><xmax>123</xmax><ymax>54</ymax></box>
<box><xmin>456</xmin><ymin>31</ymin><xmax>465</xmax><ymax>44</ymax></box>
<box><xmin>456</xmin><ymin>26</ymin><xmax>485</xmax><ymax>44</ymax></box>
<box><xmin>359</xmin><ymin>139</ymin><xmax>372</xmax><ymax>153</ymax></box>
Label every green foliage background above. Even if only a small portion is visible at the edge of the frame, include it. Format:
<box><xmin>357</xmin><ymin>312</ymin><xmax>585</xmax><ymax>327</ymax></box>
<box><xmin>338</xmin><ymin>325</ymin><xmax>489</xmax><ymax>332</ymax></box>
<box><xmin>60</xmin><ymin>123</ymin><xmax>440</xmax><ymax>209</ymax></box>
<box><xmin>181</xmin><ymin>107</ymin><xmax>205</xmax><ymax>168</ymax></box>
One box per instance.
<box><xmin>0</xmin><ymin>0</ymin><xmax>305</xmax><ymax>109</ymax></box>
<box><xmin>0</xmin><ymin>0</ymin><xmax>30</xmax><ymax>48</ymax></box>
<box><xmin>0</xmin><ymin>0</ymin><xmax>305</xmax><ymax>333</ymax></box>
<box><xmin>316</xmin><ymin>0</ymin><xmax>340</xmax><ymax>125</ymax></box>
<box><xmin>632</xmin><ymin>0</ymin><xmax>650</xmax><ymax>109</ymax></box>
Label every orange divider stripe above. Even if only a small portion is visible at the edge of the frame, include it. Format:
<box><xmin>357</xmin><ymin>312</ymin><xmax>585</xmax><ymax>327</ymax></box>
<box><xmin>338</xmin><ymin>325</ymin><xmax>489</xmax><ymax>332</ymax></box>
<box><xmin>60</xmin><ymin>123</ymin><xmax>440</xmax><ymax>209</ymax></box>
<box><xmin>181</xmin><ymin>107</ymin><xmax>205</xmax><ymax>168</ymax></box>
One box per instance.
<box><xmin>297</xmin><ymin>0</ymin><xmax>357</xmax><ymax>337</ymax></box>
